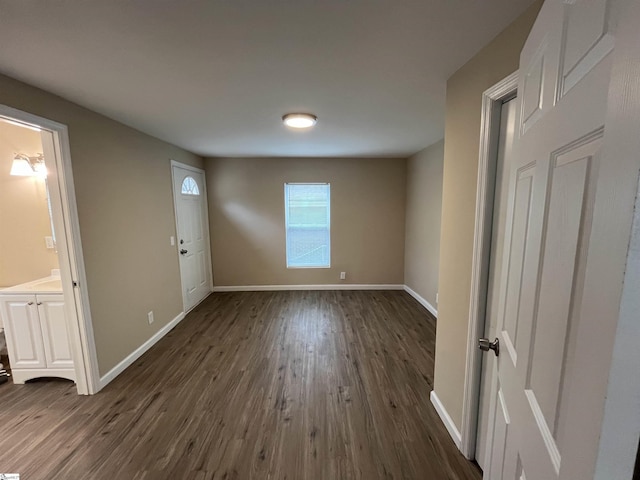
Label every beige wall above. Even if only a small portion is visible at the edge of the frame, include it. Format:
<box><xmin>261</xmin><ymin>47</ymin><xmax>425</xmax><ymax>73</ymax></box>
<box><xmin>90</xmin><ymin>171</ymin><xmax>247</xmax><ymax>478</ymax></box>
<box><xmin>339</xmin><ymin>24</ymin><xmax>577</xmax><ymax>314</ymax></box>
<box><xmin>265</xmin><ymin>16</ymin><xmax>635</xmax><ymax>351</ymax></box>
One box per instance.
<box><xmin>0</xmin><ymin>73</ymin><xmax>204</xmax><ymax>375</ymax></box>
<box><xmin>0</xmin><ymin>121</ymin><xmax>59</xmax><ymax>286</ymax></box>
<box><xmin>205</xmin><ymin>157</ymin><xmax>406</xmax><ymax>286</ymax></box>
<box><xmin>404</xmin><ymin>140</ymin><xmax>444</xmax><ymax>309</ymax></box>
<box><xmin>434</xmin><ymin>0</ymin><xmax>543</xmax><ymax>429</ymax></box>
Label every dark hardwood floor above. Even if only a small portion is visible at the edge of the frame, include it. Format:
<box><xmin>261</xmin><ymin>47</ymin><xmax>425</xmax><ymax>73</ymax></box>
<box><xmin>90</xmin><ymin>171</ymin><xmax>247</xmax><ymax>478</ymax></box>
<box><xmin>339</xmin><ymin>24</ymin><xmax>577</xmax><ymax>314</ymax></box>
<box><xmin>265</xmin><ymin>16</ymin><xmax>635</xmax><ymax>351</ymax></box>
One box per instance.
<box><xmin>0</xmin><ymin>290</ymin><xmax>481</xmax><ymax>480</ymax></box>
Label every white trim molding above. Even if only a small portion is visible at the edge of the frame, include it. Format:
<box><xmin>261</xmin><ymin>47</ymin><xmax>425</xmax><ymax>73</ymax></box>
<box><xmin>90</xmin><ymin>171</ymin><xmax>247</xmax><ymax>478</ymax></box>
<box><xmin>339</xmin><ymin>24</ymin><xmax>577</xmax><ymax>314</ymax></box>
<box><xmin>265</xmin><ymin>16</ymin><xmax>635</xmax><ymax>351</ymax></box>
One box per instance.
<box><xmin>430</xmin><ymin>390</ymin><xmax>462</xmax><ymax>448</ymax></box>
<box><xmin>213</xmin><ymin>284</ymin><xmax>405</xmax><ymax>292</ymax></box>
<box><xmin>99</xmin><ymin>311</ymin><xmax>185</xmax><ymax>389</ymax></box>
<box><xmin>460</xmin><ymin>71</ymin><xmax>519</xmax><ymax>459</ymax></box>
<box><xmin>403</xmin><ymin>285</ymin><xmax>437</xmax><ymax>318</ymax></box>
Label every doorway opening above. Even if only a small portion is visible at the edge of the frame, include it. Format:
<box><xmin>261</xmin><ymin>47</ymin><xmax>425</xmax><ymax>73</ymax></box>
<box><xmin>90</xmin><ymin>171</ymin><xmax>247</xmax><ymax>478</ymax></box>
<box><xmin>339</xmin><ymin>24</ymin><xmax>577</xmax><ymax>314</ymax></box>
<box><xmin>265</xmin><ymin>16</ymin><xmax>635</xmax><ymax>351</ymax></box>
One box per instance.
<box><xmin>459</xmin><ymin>72</ymin><xmax>518</xmax><ymax>464</ymax></box>
<box><xmin>0</xmin><ymin>105</ymin><xmax>98</xmax><ymax>395</ymax></box>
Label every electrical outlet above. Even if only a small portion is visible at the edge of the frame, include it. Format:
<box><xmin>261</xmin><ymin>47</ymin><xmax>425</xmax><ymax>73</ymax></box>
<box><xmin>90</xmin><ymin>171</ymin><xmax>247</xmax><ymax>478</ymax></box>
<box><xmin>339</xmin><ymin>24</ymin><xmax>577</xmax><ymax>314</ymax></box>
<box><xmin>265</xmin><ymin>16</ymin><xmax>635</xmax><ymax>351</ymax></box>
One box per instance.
<box><xmin>340</xmin><ymin>272</ymin><xmax>346</xmax><ymax>280</ymax></box>
<box><xmin>436</xmin><ymin>293</ymin><xmax>439</xmax><ymax>305</ymax></box>
<box><xmin>45</xmin><ymin>236</ymin><xmax>55</xmax><ymax>249</ymax></box>
<box><xmin>147</xmin><ymin>311</ymin><xmax>154</xmax><ymax>325</ymax></box>
<box><xmin>170</xmin><ymin>236</ymin><xmax>175</xmax><ymax>246</ymax></box>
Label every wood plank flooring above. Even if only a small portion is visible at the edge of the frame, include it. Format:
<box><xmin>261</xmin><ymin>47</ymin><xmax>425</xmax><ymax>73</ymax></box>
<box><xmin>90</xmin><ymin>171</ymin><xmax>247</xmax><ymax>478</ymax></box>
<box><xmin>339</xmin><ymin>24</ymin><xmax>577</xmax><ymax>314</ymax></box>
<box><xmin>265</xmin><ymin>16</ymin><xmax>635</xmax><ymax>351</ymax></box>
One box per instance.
<box><xmin>0</xmin><ymin>291</ymin><xmax>481</xmax><ymax>480</ymax></box>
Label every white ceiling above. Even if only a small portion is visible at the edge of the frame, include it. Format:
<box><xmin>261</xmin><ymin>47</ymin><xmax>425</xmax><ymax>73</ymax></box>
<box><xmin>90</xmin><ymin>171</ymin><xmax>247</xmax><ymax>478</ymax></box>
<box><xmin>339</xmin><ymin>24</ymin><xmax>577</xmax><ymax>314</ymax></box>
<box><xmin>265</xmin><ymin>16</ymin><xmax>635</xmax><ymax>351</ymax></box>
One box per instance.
<box><xmin>0</xmin><ymin>1</ymin><xmax>536</xmax><ymax>158</ymax></box>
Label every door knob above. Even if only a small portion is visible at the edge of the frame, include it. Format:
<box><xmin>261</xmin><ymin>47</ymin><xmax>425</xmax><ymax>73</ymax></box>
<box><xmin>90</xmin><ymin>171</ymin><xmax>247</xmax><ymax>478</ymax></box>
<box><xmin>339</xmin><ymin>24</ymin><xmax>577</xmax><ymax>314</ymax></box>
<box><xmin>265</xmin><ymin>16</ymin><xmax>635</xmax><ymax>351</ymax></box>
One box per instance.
<box><xmin>478</xmin><ymin>337</ymin><xmax>500</xmax><ymax>357</ymax></box>
<box><xmin>180</xmin><ymin>249</ymin><xmax>188</xmax><ymax>255</ymax></box>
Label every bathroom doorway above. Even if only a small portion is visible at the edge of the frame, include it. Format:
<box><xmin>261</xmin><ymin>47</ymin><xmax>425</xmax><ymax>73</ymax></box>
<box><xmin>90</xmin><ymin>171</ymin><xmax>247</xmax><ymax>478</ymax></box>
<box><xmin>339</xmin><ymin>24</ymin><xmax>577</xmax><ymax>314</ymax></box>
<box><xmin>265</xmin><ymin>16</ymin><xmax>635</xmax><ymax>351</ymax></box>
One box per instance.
<box><xmin>0</xmin><ymin>106</ymin><xmax>98</xmax><ymax>395</ymax></box>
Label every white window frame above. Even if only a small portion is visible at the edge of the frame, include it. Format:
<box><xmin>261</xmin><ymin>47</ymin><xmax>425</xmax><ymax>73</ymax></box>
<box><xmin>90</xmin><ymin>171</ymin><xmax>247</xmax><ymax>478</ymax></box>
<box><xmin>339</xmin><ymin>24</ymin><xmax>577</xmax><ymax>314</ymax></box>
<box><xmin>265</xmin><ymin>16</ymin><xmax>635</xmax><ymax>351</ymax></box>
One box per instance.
<box><xmin>284</xmin><ymin>182</ymin><xmax>331</xmax><ymax>269</ymax></box>
<box><xmin>180</xmin><ymin>175</ymin><xmax>200</xmax><ymax>196</ymax></box>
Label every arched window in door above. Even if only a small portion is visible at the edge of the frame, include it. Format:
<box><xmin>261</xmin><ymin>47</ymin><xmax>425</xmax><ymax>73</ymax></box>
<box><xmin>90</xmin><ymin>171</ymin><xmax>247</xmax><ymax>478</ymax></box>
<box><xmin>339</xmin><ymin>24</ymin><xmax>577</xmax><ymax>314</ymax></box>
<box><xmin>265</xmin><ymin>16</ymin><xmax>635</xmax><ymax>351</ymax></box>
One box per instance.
<box><xmin>181</xmin><ymin>176</ymin><xmax>200</xmax><ymax>195</ymax></box>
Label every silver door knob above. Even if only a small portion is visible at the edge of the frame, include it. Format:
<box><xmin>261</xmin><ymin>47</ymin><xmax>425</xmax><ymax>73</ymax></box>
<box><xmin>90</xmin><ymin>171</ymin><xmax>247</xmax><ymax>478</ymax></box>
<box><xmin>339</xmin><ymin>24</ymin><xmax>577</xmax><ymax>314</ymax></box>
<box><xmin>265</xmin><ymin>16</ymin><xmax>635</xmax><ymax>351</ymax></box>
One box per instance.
<box><xmin>478</xmin><ymin>337</ymin><xmax>500</xmax><ymax>357</ymax></box>
<box><xmin>180</xmin><ymin>249</ymin><xmax>188</xmax><ymax>255</ymax></box>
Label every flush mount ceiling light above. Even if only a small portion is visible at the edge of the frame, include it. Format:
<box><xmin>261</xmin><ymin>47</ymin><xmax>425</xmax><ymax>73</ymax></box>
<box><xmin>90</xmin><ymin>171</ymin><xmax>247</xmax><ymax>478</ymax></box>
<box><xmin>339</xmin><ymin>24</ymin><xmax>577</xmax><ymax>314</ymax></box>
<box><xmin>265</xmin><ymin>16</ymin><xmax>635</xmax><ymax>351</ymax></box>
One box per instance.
<box><xmin>282</xmin><ymin>113</ymin><xmax>317</xmax><ymax>129</ymax></box>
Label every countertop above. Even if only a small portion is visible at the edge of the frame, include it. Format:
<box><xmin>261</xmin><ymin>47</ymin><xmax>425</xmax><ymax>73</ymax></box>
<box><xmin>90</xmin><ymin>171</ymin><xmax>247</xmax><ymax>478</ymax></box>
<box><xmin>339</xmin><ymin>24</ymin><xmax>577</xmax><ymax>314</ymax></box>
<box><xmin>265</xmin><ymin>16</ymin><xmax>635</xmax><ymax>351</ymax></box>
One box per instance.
<box><xmin>0</xmin><ymin>276</ymin><xmax>63</xmax><ymax>295</ymax></box>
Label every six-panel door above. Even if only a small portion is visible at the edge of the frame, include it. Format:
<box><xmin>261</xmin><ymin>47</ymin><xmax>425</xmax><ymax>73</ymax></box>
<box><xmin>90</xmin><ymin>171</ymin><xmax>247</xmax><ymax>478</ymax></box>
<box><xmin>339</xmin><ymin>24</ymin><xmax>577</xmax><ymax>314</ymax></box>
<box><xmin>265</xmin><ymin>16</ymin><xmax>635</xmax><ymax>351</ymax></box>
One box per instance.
<box><xmin>485</xmin><ymin>0</ymin><xmax>621</xmax><ymax>479</ymax></box>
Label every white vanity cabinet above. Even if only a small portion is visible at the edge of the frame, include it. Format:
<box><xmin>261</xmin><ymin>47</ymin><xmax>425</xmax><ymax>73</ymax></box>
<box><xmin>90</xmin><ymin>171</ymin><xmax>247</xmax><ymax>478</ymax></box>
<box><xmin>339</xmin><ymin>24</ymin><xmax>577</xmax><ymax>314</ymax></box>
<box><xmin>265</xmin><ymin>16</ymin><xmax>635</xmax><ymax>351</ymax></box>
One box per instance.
<box><xmin>0</xmin><ymin>293</ymin><xmax>75</xmax><ymax>383</ymax></box>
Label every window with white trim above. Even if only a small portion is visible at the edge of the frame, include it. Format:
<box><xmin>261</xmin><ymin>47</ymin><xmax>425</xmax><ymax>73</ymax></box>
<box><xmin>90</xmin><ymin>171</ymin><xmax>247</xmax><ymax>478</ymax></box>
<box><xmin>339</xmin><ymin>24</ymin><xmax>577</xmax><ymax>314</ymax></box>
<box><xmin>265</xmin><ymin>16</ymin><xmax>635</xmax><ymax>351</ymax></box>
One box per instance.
<box><xmin>181</xmin><ymin>176</ymin><xmax>200</xmax><ymax>195</ymax></box>
<box><xmin>284</xmin><ymin>183</ymin><xmax>330</xmax><ymax>268</ymax></box>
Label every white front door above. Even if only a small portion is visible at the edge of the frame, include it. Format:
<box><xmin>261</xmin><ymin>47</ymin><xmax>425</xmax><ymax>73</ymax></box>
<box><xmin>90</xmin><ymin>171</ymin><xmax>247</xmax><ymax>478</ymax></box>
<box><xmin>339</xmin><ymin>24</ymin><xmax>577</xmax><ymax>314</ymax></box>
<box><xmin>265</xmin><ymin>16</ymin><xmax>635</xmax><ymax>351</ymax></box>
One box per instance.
<box><xmin>485</xmin><ymin>0</ymin><xmax>628</xmax><ymax>479</ymax></box>
<box><xmin>172</xmin><ymin>163</ymin><xmax>212</xmax><ymax>312</ymax></box>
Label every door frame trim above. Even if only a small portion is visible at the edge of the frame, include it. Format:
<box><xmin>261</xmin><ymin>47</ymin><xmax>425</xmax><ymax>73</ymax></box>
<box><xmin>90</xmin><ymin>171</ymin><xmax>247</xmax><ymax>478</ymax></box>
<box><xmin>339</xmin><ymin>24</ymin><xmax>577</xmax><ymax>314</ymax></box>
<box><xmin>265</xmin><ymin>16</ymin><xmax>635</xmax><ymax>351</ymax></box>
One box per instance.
<box><xmin>460</xmin><ymin>71</ymin><xmax>519</xmax><ymax>459</ymax></box>
<box><xmin>170</xmin><ymin>160</ymin><xmax>214</xmax><ymax>312</ymax></box>
<box><xmin>0</xmin><ymin>104</ymin><xmax>100</xmax><ymax>395</ymax></box>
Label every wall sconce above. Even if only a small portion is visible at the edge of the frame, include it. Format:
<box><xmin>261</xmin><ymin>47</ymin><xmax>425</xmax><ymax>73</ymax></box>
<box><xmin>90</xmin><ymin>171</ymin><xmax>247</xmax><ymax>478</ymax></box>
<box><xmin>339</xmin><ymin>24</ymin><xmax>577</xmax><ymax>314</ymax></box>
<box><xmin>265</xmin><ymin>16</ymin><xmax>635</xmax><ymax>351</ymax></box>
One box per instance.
<box><xmin>10</xmin><ymin>153</ymin><xmax>47</xmax><ymax>177</ymax></box>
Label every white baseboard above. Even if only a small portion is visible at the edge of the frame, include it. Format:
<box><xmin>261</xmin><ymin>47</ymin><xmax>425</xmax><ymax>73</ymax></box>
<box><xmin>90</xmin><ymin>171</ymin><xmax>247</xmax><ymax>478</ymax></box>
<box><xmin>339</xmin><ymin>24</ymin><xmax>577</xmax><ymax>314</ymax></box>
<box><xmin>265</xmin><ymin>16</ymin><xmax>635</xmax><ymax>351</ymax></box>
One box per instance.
<box><xmin>213</xmin><ymin>284</ymin><xmax>405</xmax><ymax>292</ymax></box>
<box><xmin>430</xmin><ymin>390</ymin><xmax>462</xmax><ymax>449</ymax></box>
<box><xmin>98</xmin><ymin>311</ymin><xmax>185</xmax><ymax>390</ymax></box>
<box><xmin>404</xmin><ymin>285</ymin><xmax>438</xmax><ymax>318</ymax></box>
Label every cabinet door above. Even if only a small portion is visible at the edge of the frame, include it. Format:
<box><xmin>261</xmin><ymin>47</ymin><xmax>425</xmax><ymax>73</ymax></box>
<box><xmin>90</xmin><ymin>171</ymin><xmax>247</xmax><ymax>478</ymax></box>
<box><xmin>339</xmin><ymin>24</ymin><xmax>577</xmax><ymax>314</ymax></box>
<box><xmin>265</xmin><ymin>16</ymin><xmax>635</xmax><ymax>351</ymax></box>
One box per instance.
<box><xmin>0</xmin><ymin>295</ymin><xmax>46</xmax><ymax>369</ymax></box>
<box><xmin>37</xmin><ymin>295</ymin><xmax>74</xmax><ymax>368</ymax></box>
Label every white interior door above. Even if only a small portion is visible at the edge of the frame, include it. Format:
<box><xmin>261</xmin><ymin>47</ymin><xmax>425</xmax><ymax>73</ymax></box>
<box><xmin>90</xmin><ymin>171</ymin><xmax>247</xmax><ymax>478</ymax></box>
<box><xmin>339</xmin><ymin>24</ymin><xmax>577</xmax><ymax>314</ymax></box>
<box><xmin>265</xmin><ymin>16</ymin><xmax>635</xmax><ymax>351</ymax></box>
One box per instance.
<box><xmin>484</xmin><ymin>0</ymin><xmax>627</xmax><ymax>479</ymax></box>
<box><xmin>172</xmin><ymin>163</ymin><xmax>212</xmax><ymax>312</ymax></box>
<box><xmin>476</xmin><ymin>97</ymin><xmax>517</xmax><ymax>471</ymax></box>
